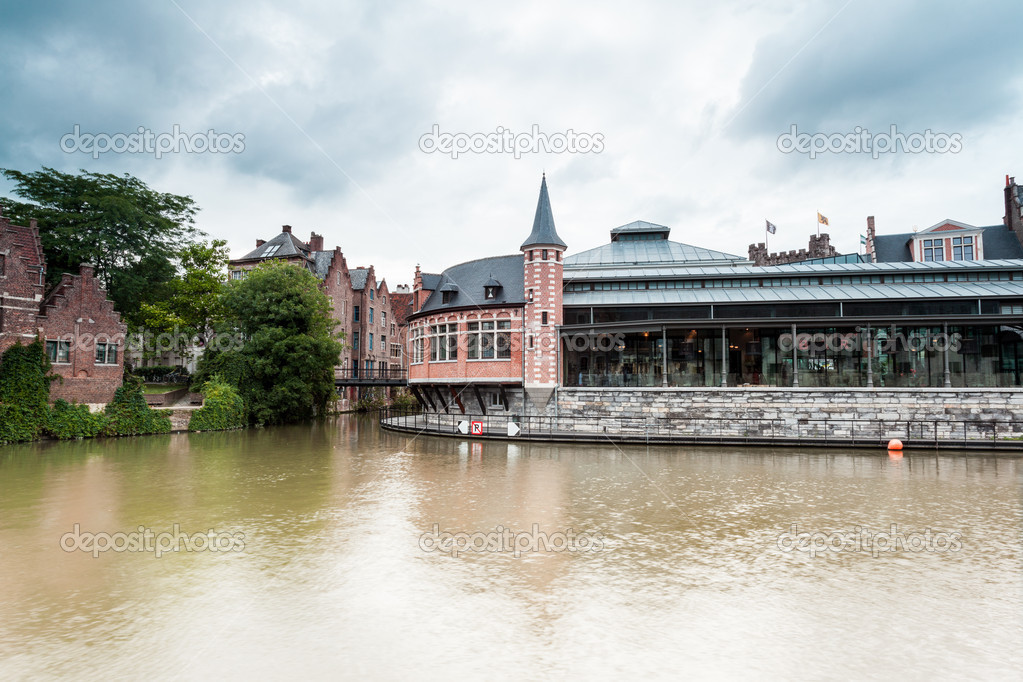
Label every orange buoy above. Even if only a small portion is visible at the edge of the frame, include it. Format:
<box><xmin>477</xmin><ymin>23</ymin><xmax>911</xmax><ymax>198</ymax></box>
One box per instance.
<box><xmin>887</xmin><ymin>439</ymin><xmax>903</xmax><ymax>451</ymax></box>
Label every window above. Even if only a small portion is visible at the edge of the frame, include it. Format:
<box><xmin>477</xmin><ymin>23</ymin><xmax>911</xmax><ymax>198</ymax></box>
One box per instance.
<box><xmin>442</xmin><ymin>291</ymin><xmax>454</xmax><ymax>304</ymax></box>
<box><xmin>369</xmin><ymin>333</ymin><xmax>374</xmax><ymax>351</ymax></box>
<box><xmin>541</xmin><ymin>311</ymin><xmax>548</xmax><ymax>325</ymax></box>
<box><xmin>95</xmin><ymin>342</ymin><xmax>118</xmax><ymax>365</ymax></box>
<box><xmin>412</xmin><ymin>327</ymin><xmax>424</xmax><ymax>363</ymax></box>
<box><xmin>46</xmin><ymin>339</ymin><xmax>70</xmax><ymax>364</ymax></box>
<box><xmin>0</xmin><ymin>253</ymin><xmax>5</xmax><ymax>276</ymax></box>
<box><xmin>468</xmin><ymin>320</ymin><xmax>512</xmax><ymax>359</ymax></box>
<box><xmin>391</xmin><ymin>343</ymin><xmax>402</xmax><ymax>359</ymax></box>
<box><xmin>353</xmin><ymin>331</ymin><xmax>360</xmax><ymax>350</ymax></box>
<box><xmin>369</xmin><ymin>308</ymin><xmax>374</xmax><ymax>324</ymax></box>
<box><xmin>429</xmin><ymin>324</ymin><xmax>458</xmax><ymax>361</ymax></box>
<box><xmin>38</xmin><ymin>268</ymin><xmax>44</xmax><ymax>286</ymax></box>
<box><xmin>369</xmin><ymin>289</ymin><xmax>374</xmax><ymax>301</ymax></box>
<box><xmin>952</xmin><ymin>236</ymin><xmax>975</xmax><ymax>261</ymax></box>
<box><xmin>923</xmin><ymin>239</ymin><xmax>943</xmax><ymax>261</ymax></box>
<box><xmin>489</xmin><ymin>391</ymin><xmax>503</xmax><ymax>407</ymax></box>
<box><xmin>542</xmin><ymin>249</ymin><xmax>548</xmax><ymax>260</ymax></box>
<box><xmin>231</xmin><ymin>270</ymin><xmax>244</xmax><ymax>280</ymax></box>
<box><xmin>354</xmin><ymin>306</ymin><xmax>360</xmax><ymax>322</ymax></box>
<box><xmin>381</xmin><ymin>311</ymin><xmax>386</xmax><ymax>327</ymax></box>
<box><xmin>263</xmin><ymin>244</ymin><xmax>281</xmax><ymax>257</ymax></box>
<box><xmin>484</xmin><ymin>286</ymin><xmax>497</xmax><ymax>299</ymax></box>
<box><xmin>381</xmin><ymin>335</ymin><xmax>386</xmax><ymax>348</ymax></box>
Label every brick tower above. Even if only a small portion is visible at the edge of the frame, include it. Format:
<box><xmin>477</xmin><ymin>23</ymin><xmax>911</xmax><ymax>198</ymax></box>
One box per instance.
<box><xmin>520</xmin><ymin>174</ymin><xmax>567</xmax><ymax>410</ymax></box>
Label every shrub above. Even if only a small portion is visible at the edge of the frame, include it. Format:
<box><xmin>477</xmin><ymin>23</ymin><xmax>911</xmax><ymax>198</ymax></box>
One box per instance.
<box><xmin>46</xmin><ymin>400</ymin><xmax>110</xmax><ymax>440</ymax></box>
<box><xmin>389</xmin><ymin>389</ymin><xmax>420</xmax><ymax>412</ymax></box>
<box><xmin>353</xmin><ymin>390</ymin><xmax>388</xmax><ymax>412</ymax></box>
<box><xmin>104</xmin><ymin>375</ymin><xmax>172</xmax><ymax>436</ymax></box>
<box><xmin>188</xmin><ymin>376</ymin><xmax>246</xmax><ymax>431</ymax></box>
<box><xmin>0</xmin><ymin>341</ymin><xmax>55</xmax><ymax>444</ymax></box>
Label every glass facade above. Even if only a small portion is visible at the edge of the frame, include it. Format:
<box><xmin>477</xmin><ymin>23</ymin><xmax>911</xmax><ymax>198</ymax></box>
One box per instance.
<box><xmin>563</xmin><ymin>324</ymin><xmax>1023</xmax><ymax>388</ymax></box>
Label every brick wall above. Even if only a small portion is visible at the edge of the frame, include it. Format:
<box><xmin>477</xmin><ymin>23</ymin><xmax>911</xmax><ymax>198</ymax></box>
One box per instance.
<box><xmin>522</xmin><ymin>246</ymin><xmax>563</xmax><ymax>387</ymax></box>
<box><xmin>38</xmin><ymin>264</ymin><xmax>127</xmax><ymax>404</ymax></box>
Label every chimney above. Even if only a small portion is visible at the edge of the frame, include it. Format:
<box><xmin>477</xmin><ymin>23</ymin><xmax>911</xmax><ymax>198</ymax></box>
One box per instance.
<box><xmin>282</xmin><ymin>224</ymin><xmax>292</xmax><ymax>234</ymax></box>
<box><xmin>29</xmin><ymin>218</ymin><xmax>37</xmax><ymax>230</ymax></box>
<box><xmin>79</xmin><ymin>264</ymin><xmax>94</xmax><ymax>279</ymax></box>
<box><xmin>866</xmin><ymin>216</ymin><xmax>876</xmax><ymax>263</ymax></box>
<box><xmin>309</xmin><ymin>232</ymin><xmax>324</xmax><ymax>251</ymax></box>
<box><xmin>256</xmin><ymin>239</ymin><xmax>266</xmax><ymax>247</ymax></box>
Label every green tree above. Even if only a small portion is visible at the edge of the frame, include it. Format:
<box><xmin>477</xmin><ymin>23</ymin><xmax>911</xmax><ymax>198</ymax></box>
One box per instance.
<box><xmin>138</xmin><ymin>239</ymin><xmax>230</xmax><ymax>361</ymax></box>
<box><xmin>200</xmin><ymin>259</ymin><xmax>343</xmax><ymax>425</ymax></box>
<box><xmin>0</xmin><ymin>166</ymin><xmax>200</xmax><ymax>326</ymax></box>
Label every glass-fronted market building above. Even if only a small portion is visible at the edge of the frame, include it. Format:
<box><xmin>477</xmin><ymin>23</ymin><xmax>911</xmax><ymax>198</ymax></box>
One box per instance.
<box><xmin>560</xmin><ymin>222</ymin><xmax>1023</xmax><ymax>389</ymax></box>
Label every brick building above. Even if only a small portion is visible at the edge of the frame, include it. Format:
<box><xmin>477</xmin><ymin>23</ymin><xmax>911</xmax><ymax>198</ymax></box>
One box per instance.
<box><xmin>0</xmin><ymin>210</ymin><xmax>127</xmax><ymax>405</ymax></box>
<box><xmin>229</xmin><ymin>225</ymin><xmax>407</xmax><ymax>406</ymax></box>
<box><xmin>407</xmin><ymin>175</ymin><xmax>566</xmax><ymax>414</ymax></box>
<box><xmin>748</xmin><ymin>233</ymin><xmax>838</xmax><ymax>266</ymax></box>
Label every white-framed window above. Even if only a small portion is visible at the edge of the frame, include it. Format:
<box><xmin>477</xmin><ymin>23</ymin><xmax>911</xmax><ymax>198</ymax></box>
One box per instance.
<box><xmin>923</xmin><ymin>238</ymin><xmax>943</xmax><ymax>261</ymax></box>
<box><xmin>95</xmin><ymin>342</ymin><xmax>118</xmax><ymax>365</ymax></box>
<box><xmin>412</xmin><ymin>326</ymin><xmax>424</xmax><ymax>364</ymax></box>
<box><xmin>382</xmin><ymin>311</ymin><xmax>386</xmax><ymax>327</ymax></box>
<box><xmin>231</xmin><ymin>270</ymin><xmax>244</xmax><ymax>280</ymax></box>
<box><xmin>46</xmin><ymin>339</ymin><xmax>70</xmax><ymax>364</ymax></box>
<box><xmin>952</xmin><ymin>236</ymin><xmax>975</xmax><ymax>261</ymax></box>
<box><xmin>489</xmin><ymin>391</ymin><xmax>502</xmax><ymax>407</ymax></box>
<box><xmin>429</xmin><ymin>323</ymin><xmax>458</xmax><ymax>362</ymax></box>
<box><xmin>467</xmin><ymin>320</ymin><xmax>511</xmax><ymax>360</ymax></box>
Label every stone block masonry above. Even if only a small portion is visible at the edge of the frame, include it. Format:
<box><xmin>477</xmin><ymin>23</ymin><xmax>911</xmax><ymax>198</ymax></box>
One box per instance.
<box><xmin>546</xmin><ymin>387</ymin><xmax>1023</xmax><ymax>443</ymax></box>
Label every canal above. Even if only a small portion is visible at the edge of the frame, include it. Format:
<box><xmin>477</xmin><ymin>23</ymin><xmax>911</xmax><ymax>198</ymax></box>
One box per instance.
<box><xmin>1</xmin><ymin>415</ymin><xmax>1021</xmax><ymax>679</ymax></box>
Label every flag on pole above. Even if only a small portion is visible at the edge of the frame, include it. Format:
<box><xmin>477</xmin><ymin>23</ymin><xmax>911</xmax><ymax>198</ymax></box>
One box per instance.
<box><xmin>766</xmin><ymin>220</ymin><xmax>777</xmax><ymax>234</ymax></box>
<box><xmin>817</xmin><ymin>212</ymin><xmax>829</xmax><ymax>226</ymax></box>
<box><xmin>860</xmin><ymin>234</ymin><xmax>867</xmax><ymax>245</ymax></box>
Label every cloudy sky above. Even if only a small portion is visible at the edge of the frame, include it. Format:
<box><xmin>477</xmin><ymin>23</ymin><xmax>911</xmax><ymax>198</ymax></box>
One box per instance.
<box><xmin>2</xmin><ymin>0</ymin><xmax>1021</xmax><ymax>286</ymax></box>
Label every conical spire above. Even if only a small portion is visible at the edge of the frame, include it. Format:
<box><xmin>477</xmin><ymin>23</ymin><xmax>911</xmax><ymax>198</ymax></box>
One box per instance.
<box><xmin>520</xmin><ymin>174</ymin><xmax>567</xmax><ymax>249</ymax></box>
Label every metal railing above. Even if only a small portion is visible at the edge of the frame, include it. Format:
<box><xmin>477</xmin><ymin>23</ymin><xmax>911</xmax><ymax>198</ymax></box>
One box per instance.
<box><xmin>335</xmin><ymin>368</ymin><xmax>408</xmax><ymax>383</ymax></box>
<box><xmin>378</xmin><ymin>407</ymin><xmax>1023</xmax><ymax>449</ymax></box>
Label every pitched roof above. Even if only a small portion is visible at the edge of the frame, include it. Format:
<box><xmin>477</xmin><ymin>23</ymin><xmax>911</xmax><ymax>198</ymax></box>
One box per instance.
<box><xmin>873</xmin><ymin>225</ymin><xmax>1023</xmax><ymax>262</ymax></box>
<box><xmin>416</xmin><ymin>254</ymin><xmax>525</xmax><ymax>314</ymax></box>
<box><xmin>350</xmin><ymin>268</ymin><xmax>369</xmax><ymax>290</ymax></box>
<box><xmin>420</xmin><ymin>272</ymin><xmax>442</xmax><ymax>290</ymax></box>
<box><xmin>236</xmin><ymin>230</ymin><xmax>310</xmax><ymax>261</ymax></box>
<box><xmin>0</xmin><ymin>220</ymin><xmax>45</xmax><ymax>270</ymax></box>
<box><xmin>520</xmin><ymin>175</ymin><xmax>567</xmax><ymax>249</ymax></box>
<box><xmin>312</xmin><ymin>251</ymin><xmax>334</xmax><ymax>278</ymax></box>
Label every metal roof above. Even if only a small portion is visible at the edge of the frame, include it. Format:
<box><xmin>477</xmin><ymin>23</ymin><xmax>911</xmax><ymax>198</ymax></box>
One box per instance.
<box><xmin>566</xmin><ymin>240</ymin><xmax>748</xmax><ymax>267</ymax></box>
<box><xmin>610</xmin><ymin>220</ymin><xmax>671</xmax><ymax>236</ymax></box>
<box><xmin>564</xmin><ymin>258</ymin><xmax>1023</xmax><ymax>281</ymax></box>
<box><xmin>563</xmin><ymin>281</ymin><xmax>1023</xmax><ymax>307</ymax></box>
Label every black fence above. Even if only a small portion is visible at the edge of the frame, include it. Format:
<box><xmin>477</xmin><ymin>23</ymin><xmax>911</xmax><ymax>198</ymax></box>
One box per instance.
<box><xmin>335</xmin><ymin>368</ymin><xmax>408</xmax><ymax>385</ymax></box>
<box><xmin>378</xmin><ymin>407</ymin><xmax>1023</xmax><ymax>450</ymax></box>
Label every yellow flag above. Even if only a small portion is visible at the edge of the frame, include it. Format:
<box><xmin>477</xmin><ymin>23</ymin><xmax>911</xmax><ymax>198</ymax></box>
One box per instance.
<box><xmin>817</xmin><ymin>212</ymin><xmax>829</xmax><ymax>226</ymax></box>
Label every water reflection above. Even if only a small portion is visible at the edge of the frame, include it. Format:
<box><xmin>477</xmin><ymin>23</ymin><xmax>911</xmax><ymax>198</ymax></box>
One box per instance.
<box><xmin>1</xmin><ymin>417</ymin><xmax>1020</xmax><ymax>679</ymax></box>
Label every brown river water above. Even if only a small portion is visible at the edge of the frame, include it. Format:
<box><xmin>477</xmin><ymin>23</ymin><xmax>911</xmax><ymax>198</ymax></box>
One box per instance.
<box><xmin>1</xmin><ymin>415</ymin><xmax>1021</xmax><ymax>680</ymax></box>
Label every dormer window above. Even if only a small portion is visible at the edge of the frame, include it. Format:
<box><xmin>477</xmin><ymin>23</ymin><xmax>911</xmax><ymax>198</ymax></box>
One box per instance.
<box><xmin>952</xmin><ymin>236</ymin><xmax>974</xmax><ymax>261</ymax></box>
<box><xmin>439</xmin><ymin>281</ymin><xmax>458</xmax><ymax>304</ymax></box>
<box><xmin>484</xmin><ymin>276</ymin><xmax>502</xmax><ymax>301</ymax></box>
<box><xmin>923</xmin><ymin>239</ymin><xmax>943</xmax><ymax>262</ymax></box>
